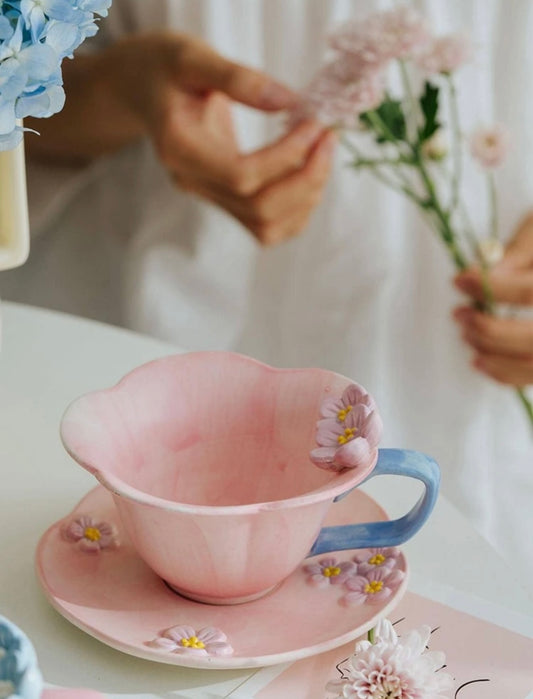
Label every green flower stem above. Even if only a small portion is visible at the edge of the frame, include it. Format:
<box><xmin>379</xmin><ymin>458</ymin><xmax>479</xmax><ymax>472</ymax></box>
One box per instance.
<box><xmin>352</xmin><ymin>156</ymin><xmax>412</xmax><ymax>167</ymax></box>
<box><xmin>518</xmin><ymin>388</ymin><xmax>533</xmax><ymax>425</ymax></box>
<box><xmin>367</xmin><ymin>627</ymin><xmax>375</xmax><ymax>644</ymax></box>
<box><xmin>342</xmin><ymin>136</ymin><xmax>425</xmax><ymax>207</ymax></box>
<box><xmin>447</xmin><ymin>75</ymin><xmax>463</xmax><ymax>214</ymax></box>
<box><xmin>399</xmin><ymin>59</ymin><xmax>420</xmax><ymax>141</ymax></box>
<box><xmin>488</xmin><ymin>172</ymin><xmax>499</xmax><ymax>241</ymax></box>
<box><xmin>414</xmin><ymin>150</ymin><xmax>469</xmax><ymax>270</ymax></box>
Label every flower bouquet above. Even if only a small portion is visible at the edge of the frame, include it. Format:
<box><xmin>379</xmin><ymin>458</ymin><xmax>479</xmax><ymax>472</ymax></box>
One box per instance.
<box><xmin>292</xmin><ymin>5</ymin><xmax>533</xmax><ymax>428</ymax></box>
<box><xmin>0</xmin><ymin>0</ymin><xmax>111</xmax><ymax>271</ymax></box>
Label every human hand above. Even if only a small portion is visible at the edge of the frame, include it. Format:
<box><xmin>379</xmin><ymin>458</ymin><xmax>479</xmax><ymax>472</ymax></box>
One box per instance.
<box><xmin>109</xmin><ymin>33</ymin><xmax>335</xmax><ymax>245</ymax></box>
<box><xmin>453</xmin><ymin>214</ymin><xmax>533</xmax><ymax>386</ymax></box>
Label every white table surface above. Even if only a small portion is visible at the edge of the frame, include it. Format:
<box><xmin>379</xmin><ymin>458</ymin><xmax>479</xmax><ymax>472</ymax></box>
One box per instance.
<box><xmin>1</xmin><ymin>302</ymin><xmax>532</xmax><ymax>697</ymax></box>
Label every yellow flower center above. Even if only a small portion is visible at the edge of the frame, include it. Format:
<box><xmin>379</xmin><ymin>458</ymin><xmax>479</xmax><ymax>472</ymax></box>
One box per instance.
<box><xmin>180</xmin><ymin>636</ymin><xmax>205</xmax><ymax>649</ymax></box>
<box><xmin>322</xmin><ymin>566</ymin><xmax>341</xmax><ymax>577</ymax></box>
<box><xmin>337</xmin><ymin>405</ymin><xmax>352</xmax><ymax>422</ymax></box>
<box><xmin>84</xmin><ymin>526</ymin><xmax>101</xmax><ymax>542</ymax></box>
<box><xmin>337</xmin><ymin>427</ymin><xmax>357</xmax><ymax>445</ymax></box>
<box><xmin>364</xmin><ymin>580</ymin><xmax>384</xmax><ymax>594</ymax></box>
<box><xmin>368</xmin><ymin>553</ymin><xmax>386</xmax><ymax>566</ymax></box>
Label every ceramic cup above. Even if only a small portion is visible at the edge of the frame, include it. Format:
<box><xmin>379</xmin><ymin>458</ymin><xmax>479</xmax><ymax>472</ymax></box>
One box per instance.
<box><xmin>60</xmin><ymin>352</ymin><xmax>439</xmax><ymax>605</ymax></box>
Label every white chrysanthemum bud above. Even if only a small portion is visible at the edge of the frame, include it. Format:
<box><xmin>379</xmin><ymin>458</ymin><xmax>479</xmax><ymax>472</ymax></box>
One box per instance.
<box><xmin>478</xmin><ymin>238</ymin><xmax>504</xmax><ymax>266</ymax></box>
<box><xmin>421</xmin><ymin>130</ymin><xmax>448</xmax><ymax>161</ymax></box>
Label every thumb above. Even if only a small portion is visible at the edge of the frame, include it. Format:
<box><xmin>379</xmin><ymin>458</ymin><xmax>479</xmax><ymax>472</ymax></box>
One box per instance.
<box><xmin>497</xmin><ymin>212</ymin><xmax>533</xmax><ymax>270</ymax></box>
<box><xmin>176</xmin><ymin>40</ymin><xmax>297</xmax><ymax>111</ymax></box>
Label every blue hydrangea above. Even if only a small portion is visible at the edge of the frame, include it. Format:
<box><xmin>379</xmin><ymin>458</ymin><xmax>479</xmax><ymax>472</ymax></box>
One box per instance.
<box><xmin>0</xmin><ymin>0</ymin><xmax>111</xmax><ymax>150</ymax></box>
<box><xmin>0</xmin><ymin>616</ymin><xmax>43</xmax><ymax>699</ymax></box>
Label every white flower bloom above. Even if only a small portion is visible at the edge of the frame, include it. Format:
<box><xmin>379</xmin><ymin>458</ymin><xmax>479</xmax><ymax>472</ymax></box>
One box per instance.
<box><xmin>326</xmin><ymin>618</ymin><xmax>454</xmax><ymax>699</ymax></box>
<box><xmin>422</xmin><ymin>130</ymin><xmax>448</xmax><ymax>161</ymax></box>
<box><xmin>478</xmin><ymin>238</ymin><xmax>504</xmax><ymax>267</ymax></box>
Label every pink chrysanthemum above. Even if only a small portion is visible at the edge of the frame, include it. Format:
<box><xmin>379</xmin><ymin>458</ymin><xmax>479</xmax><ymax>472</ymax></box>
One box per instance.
<box><xmin>470</xmin><ymin>124</ymin><xmax>510</xmax><ymax>169</ymax></box>
<box><xmin>290</xmin><ymin>57</ymin><xmax>385</xmax><ymax>129</ymax></box>
<box><xmin>304</xmin><ymin>557</ymin><xmax>357</xmax><ymax>588</ymax></box>
<box><xmin>415</xmin><ymin>33</ymin><xmax>472</xmax><ymax>75</ymax></box>
<box><xmin>326</xmin><ymin>618</ymin><xmax>454</xmax><ymax>699</ymax></box>
<box><xmin>330</xmin><ymin>6</ymin><xmax>431</xmax><ymax>66</ymax></box>
<box><xmin>61</xmin><ymin>515</ymin><xmax>118</xmax><ymax>553</ymax></box>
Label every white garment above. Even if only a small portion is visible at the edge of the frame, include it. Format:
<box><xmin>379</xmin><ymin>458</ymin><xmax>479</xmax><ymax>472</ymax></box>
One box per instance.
<box><xmin>2</xmin><ymin>0</ymin><xmax>532</xmax><ymax>588</ymax></box>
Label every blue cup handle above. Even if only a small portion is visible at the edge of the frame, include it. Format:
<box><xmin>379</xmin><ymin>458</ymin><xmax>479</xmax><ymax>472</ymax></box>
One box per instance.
<box><xmin>308</xmin><ymin>448</ymin><xmax>440</xmax><ymax>556</ymax></box>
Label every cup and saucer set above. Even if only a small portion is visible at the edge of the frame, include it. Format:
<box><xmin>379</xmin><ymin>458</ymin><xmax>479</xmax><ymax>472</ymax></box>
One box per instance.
<box><xmin>4</xmin><ymin>352</ymin><xmax>440</xmax><ymax>696</ymax></box>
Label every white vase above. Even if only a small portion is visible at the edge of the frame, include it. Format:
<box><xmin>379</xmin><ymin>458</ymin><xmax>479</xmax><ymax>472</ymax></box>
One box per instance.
<box><xmin>0</xmin><ymin>135</ymin><xmax>30</xmax><ymax>346</ymax></box>
<box><xmin>0</xmin><ymin>138</ymin><xmax>29</xmax><ymax>272</ymax></box>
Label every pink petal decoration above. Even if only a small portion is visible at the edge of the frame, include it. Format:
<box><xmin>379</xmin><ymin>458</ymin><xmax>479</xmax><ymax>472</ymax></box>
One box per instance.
<box><xmin>334</xmin><ymin>438</ymin><xmax>372</xmax><ymax>469</ymax></box>
<box><xmin>149</xmin><ymin>625</ymin><xmax>233</xmax><ymax>657</ymax></box>
<box><xmin>310</xmin><ymin>383</ymin><xmax>383</xmax><ymax>473</ymax></box>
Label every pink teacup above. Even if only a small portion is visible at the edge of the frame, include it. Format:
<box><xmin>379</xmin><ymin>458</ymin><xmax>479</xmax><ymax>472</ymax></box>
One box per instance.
<box><xmin>60</xmin><ymin>352</ymin><xmax>439</xmax><ymax>605</ymax></box>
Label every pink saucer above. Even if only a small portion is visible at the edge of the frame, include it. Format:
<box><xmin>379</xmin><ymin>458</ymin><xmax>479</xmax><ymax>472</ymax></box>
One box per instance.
<box><xmin>36</xmin><ymin>487</ymin><xmax>408</xmax><ymax>670</ymax></box>
<box><xmin>43</xmin><ymin>691</ymin><xmax>105</xmax><ymax>699</ymax></box>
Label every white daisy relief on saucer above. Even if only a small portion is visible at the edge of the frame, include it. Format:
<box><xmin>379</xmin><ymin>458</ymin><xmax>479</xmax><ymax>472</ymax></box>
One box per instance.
<box><xmin>61</xmin><ymin>515</ymin><xmax>119</xmax><ymax>553</ymax></box>
<box><xmin>352</xmin><ymin>547</ymin><xmax>401</xmax><ymax>575</ymax></box>
<box><xmin>341</xmin><ymin>567</ymin><xmax>405</xmax><ymax>606</ymax></box>
<box><xmin>148</xmin><ymin>626</ymin><xmax>234</xmax><ymax>657</ymax></box>
<box><xmin>304</xmin><ymin>557</ymin><xmax>357</xmax><ymax>588</ymax></box>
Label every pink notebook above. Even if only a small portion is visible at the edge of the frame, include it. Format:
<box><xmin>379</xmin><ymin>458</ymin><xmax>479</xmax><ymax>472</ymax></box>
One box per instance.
<box><xmin>245</xmin><ymin>591</ymin><xmax>533</xmax><ymax>698</ymax></box>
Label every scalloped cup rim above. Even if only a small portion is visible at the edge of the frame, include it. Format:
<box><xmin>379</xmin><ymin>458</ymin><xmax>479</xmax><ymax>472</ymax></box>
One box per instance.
<box><xmin>60</xmin><ymin>352</ymin><xmax>378</xmax><ymax>515</ymax></box>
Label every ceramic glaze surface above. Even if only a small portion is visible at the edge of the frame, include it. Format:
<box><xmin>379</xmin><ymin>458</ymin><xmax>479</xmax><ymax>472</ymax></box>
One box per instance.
<box><xmin>60</xmin><ymin>353</ymin><xmax>437</xmax><ymax>604</ymax></box>
<box><xmin>60</xmin><ymin>353</ymin><xmax>363</xmax><ymax>507</ymax></box>
<box><xmin>36</xmin><ymin>486</ymin><xmax>409</xmax><ymax>670</ymax></box>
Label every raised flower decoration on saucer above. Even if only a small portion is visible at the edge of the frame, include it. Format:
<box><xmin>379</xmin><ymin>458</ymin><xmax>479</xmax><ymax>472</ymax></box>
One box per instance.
<box><xmin>310</xmin><ymin>383</ymin><xmax>383</xmax><ymax>472</ymax></box>
<box><xmin>0</xmin><ymin>616</ymin><xmax>42</xmax><ymax>699</ymax></box>
<box><xmin>304</xmin><ymin>557</ymin><xmax>357</xmax><ymax>588</ymax></box>
<box><xmin>341</xmin><ymin>567</ymin><xmax>405</xmax><ymax>607</ymax></box>
<box><xmin>302</xmin><ymin>546</ymin><xmax>405</xmax><ymax>606</ymax></box>
<box><xmin>61</xmin><ymin>515</ymin><xmax>118</xmax><ymax>553</ymax></box>
<box><xmin>353</xmin><ymin>546</ymin><xmax>401</xmax><ymax>574</ymax></box>
<box><xmin>148</xmin><ymin>626</ymin><xmax>233</xmax><ymax>657</ymax></box>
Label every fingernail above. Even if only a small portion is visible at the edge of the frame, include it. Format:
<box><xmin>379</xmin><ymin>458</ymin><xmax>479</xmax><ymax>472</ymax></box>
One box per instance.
<box><xmin>260</xmin><ymin>82</ymin><xmax>298</xmax><ymax>110</ymax></box>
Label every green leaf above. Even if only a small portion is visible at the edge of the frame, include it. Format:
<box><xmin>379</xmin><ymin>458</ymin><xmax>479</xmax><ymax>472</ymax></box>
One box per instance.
<box><xmin>418</xmin><ymin>81</ymin><xmax>440</xmax><ymax>142</ymax></box>
<box><xmin>360</xmin><ymin>95</ymin><xmax>407</xmax><ymax>143</ymax></box>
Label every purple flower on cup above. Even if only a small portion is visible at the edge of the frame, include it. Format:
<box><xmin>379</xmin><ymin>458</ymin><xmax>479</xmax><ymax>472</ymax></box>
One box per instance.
<box><xmin>148</xmin><ymin>626</ymin><xmax>233</xmax><ymax>657</ymax></box>
<box><xmin>310</xmin><ymin>385</ymin><xmax>383</xmax><ymax>472</ymax></box>
<box><xmin>352</xmin><ymin>547</ymin><xmax>400</xmax><ymax>575</ymax></box>
<box><xmin>341</xmin><ymin>568</ymin><xmax>405</xmax><ymax>606</ymax></box>
<box><xmin>304</xmin><ymin>557</ymin><xmax>357</xmax><ymax>588</ymax></box>
<box><xmin>61</xmin><ymin>515</ymin><xmax>118</xmax><ymax>553</ymax></box>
